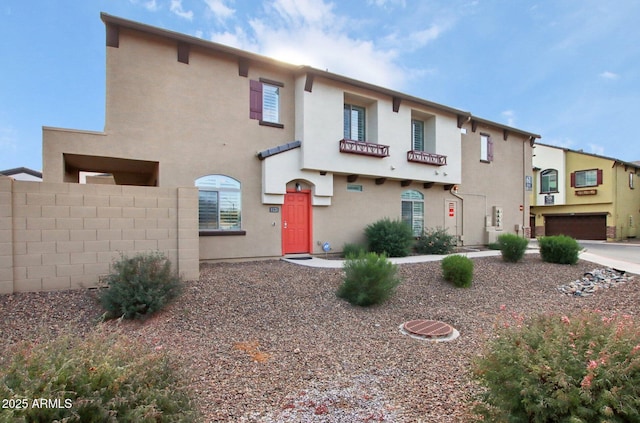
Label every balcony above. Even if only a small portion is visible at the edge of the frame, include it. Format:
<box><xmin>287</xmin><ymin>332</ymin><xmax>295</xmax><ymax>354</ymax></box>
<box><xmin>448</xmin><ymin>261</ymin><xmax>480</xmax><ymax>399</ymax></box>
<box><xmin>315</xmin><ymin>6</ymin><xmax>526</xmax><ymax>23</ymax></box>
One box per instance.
<box><xmin>407</xmin><ymin>150</ymin><xmax>447</xmax><ymax>166</ymax></box>
<box><xmin>339</xmin><ymin>139</ymin><xmax>390</xmax><ymax>158</ymax></box>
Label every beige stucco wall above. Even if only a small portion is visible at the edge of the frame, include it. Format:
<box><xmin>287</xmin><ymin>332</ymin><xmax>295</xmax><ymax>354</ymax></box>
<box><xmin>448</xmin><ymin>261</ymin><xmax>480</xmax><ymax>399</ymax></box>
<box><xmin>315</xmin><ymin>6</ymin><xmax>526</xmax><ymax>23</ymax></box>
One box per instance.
<box><xmin>459</xmin><ymin>123</ymin><xmax>533</xmax><ymax>245</ymax></box>
<box><xmin>41</xmin><ymin>16</ymin><xmax>538</xmax><ymax>262</ymax></box>
<box><xmin>0</xmin><ymin>178</ymin><xmax>198</xmax><ymax>293</ymax></box>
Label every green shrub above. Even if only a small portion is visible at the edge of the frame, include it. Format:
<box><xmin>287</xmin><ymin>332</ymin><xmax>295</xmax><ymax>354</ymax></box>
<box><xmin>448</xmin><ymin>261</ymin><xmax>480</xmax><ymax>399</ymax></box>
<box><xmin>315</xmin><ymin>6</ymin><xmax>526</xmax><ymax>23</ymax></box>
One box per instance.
<box><xmin>415</xmin><ymin>227</ymin><xmax>457</xmax><ymax>255</ymax></box>
<box><xmin>497</xmin><ymin>233</ymin><xmax>529</xmax><ymax>262</ymax></box>
<box><xmin>99</xmin><ymin>251</ymin><xmax>183</xmax><ymax>320</ymax></box>
<box><xmin>486</xmin><ymin>242</ymin><xmax>500</xmax><ymax>250</ymax></box>
<box><xmin>342</xmin><ymin>242</ymin><xmax>367</xmax><ymax>258</ymax></box>
<box><xmin>337</xmin><ymin>252</ymin><xmax>402</xmax><ymax>306</ymax></box>
<box><xmin>0</xmin><ymin>329</ymin><xmax>198</xmax><ymax>422</ymax></box>
<box><xmin>472</xmin><ymin>310</ymin><xmax>640</xmax><ymax>422</ymax></box>
<box><xmin>538</xmin><ymin>235</ymin><xmax>581</xmax><ymax>265</ymax></box>
<box><xmin>364</xmin><ymin>218</ymin><xmax>414</xmax><ymax>257</ymax></box>
<box><xmin>441</xmin><ymin>255</ymin><xmax>473</xmax><ymax>288</ymax></box>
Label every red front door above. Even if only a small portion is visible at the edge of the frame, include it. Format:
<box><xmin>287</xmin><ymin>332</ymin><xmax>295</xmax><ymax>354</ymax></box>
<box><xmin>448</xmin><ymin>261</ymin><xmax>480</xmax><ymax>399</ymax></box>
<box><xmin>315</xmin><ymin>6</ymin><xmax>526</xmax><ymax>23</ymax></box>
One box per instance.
<box><xmin>282</xmin><ymin>191</ymin><xmax>311</xmax><ymax>254</ymax></box>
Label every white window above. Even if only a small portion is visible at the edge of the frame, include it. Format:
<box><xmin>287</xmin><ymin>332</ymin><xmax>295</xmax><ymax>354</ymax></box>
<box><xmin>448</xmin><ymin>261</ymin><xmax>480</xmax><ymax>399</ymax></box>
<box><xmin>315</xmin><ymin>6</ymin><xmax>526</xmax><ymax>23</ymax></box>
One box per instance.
<box><xmin>480</xmin><ymin>133</ymin><xmax>493</xmax><ymax>162</ymax></box>
<box><xmin>574</xmin><ymin>169</ymin><xmax>599</xmax><ymax>187</ymax></box>
<box><xmin>401</xmin><ymin>190</ymin><xmax>424</xmax><ymax>236</ymax></box>
<box><xmin>195</xmin><ymin>175</ymin><xmax>241</xmax><ymax>231</ymax></box>
<box><xmin>412</xmin><ymin>119</ymin><xmax>424</xmax><ymax>151</ymax></box>
<box><xmin>250</xmin><ymin>79</ymin><xmax>282</xmax><ymax>126</ymax></box>
<box><xmin>540</xmin><ymin>169</ymin><xmax>558</xmax><ymax>193</ymax></box>
<box><xmin>343</xmin><ymin>104</ymin><xmax>366</xmax><ymax>141</ymax></box>
<box><xmin>262</xmin><ymin>84</ymin><xmax>279</xmax><ymax>123</ymax></box>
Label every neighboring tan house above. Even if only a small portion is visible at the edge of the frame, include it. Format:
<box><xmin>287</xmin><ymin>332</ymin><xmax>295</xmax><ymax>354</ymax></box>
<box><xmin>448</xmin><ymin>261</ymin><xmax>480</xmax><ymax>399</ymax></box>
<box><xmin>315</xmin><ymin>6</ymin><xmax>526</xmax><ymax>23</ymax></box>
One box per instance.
<box><xmin>0</xmin><ymin>167</ymin><xmax>43</xmax><ymax>181</ymax></box>
<box><xmin>531</xmin><ymin>143</ymin><xmax>640</xmax><ymax>240</ymax></box>
<box><xmin>42</xmin><ymin>13</ymin><xmax>539</xmax><ymax>261</ymax></box>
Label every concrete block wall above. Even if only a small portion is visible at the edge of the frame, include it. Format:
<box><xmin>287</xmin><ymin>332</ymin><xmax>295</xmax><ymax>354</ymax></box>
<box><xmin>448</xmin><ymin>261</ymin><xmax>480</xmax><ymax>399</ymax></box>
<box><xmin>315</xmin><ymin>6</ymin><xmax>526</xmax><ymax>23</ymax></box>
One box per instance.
<box><xmin>0</xmin><ymin>178</ymin><xmax>199</xmax><ymax>294</ymax></box>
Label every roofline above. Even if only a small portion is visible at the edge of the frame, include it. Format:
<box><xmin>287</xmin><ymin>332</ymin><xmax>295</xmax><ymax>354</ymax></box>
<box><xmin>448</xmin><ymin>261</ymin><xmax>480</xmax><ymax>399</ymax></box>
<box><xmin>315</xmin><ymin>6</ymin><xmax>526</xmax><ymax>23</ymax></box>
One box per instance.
<box><xmin>0</xmin><ymin>167</ymin><xmax>43</xmax><ymax>178</ymax></box>
<box><xmin>535</xmin><ymin>142</ymin><xmax>640</xmax><ymax>169</ymax></box>
<box><xmin>101</xmin><ymin>12</ymin><xmax>541</xmax><ymax>141</ymax></box>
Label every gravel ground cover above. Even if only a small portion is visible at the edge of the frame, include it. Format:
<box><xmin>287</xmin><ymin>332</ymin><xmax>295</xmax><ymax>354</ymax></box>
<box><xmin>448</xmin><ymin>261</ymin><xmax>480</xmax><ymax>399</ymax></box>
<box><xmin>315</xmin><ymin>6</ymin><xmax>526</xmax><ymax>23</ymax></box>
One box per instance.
<box><xmin>1</xmin><ymin>254</ymin><xmax>638</xmax><ymax>422</ymax></box>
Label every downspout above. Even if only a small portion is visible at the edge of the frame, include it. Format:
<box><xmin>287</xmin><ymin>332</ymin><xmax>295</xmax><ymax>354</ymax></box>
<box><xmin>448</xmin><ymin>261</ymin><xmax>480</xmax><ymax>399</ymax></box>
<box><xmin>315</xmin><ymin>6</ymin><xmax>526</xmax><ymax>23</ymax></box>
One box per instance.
<box><xmin>449</xmin><ymin>185</ymin><xmax>464</xmax><ymax>246</ymax></box>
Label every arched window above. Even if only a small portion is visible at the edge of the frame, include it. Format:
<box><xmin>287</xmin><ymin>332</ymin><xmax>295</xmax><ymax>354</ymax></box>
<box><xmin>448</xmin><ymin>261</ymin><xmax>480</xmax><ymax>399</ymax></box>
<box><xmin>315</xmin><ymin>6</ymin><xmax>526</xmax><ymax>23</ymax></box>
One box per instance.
<box><xmin>401</xmin><ymin>190</ymin><xmax>424</xmax><ymax>236</ymax></box>
<box><xmin>195</xmin><ymin>175</ymin><xmax>241</xmax><ymax>231</ymax></box>
<box><xmin>540</xmin><ymin>169</ymin><xmax>558</xmax><ymax>193</ymax></box>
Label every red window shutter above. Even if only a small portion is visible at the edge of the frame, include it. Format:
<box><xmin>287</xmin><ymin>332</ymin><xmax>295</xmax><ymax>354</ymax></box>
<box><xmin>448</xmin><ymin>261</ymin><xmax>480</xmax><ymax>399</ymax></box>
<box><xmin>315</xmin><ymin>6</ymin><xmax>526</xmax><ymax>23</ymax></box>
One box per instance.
<box><xmin>487</xmin><ymin>136</ymin><xmax>494</xmax><ymax>161</ymax></box>
<box><xmin>249</xmin><ymin>80</ymin><xmax>262</xmax><ymax>120</ymax></box>
<box><xmin>597</xmin><ymin>169</ymin><xmax>603</xmax><ymax>185</ymax></box>
<box><xmin>570</xmin><ymin>172</ymin><xmax>576</xmax><ymax>187</ymax></box>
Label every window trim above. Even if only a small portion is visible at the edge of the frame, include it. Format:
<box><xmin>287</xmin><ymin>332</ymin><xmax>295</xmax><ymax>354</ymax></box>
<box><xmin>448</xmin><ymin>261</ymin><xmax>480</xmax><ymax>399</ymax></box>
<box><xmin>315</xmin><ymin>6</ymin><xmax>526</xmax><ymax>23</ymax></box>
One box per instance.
<box><xmin>571</xmin><ymin>169</ymin><xmax>602</xmax><ymax>188</ymax></box>
<box><xmin>250</xmin><ymin>79</ymin><xmax>284</xmax><ymax>128</ymax></box>
<box><xmin>411</xmin><ymin>119</ymin><xmax>425</xmax><ymax>151</ymax></box>
<box><xmin>401</xmin><ymin>190</ymin><xmax>424</xmax><ymax>237</ymax></box>
<box><xmin>195</xmin><ymin>174</ymin><xmax>244</xmax><ymax>236</ymax></box>
<box><xmin>480</xmin><ymin>133</ymin><xmax>493</xmax><ymax>163</ymax></box>
<box><xmin>540</xmin><ymin>169</ymin><xmax>559</xmax><ymax>194</ymax></box>
<box><xmin>343</xmin><ymin>103</ymin><xmax>366</xmax><ymax>141</ymax></box>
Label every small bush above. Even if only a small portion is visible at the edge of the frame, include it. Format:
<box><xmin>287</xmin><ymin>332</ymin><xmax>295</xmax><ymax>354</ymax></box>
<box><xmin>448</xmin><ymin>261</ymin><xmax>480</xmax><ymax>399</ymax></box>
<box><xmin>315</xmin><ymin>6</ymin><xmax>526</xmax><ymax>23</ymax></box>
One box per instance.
<box><xmin>337</xmin><ymin>252</ymin><xmax>402</xmax><ymax>306</ymax></box>
<box><xmin>441</xmin><ymin>255</ymin><xmax>473</xmax><ymax>288</ymax></box>
<box><xmin>472</xmin><ymin>310</ymin><xmax>640</xmax><ymax>422</ymax></box>
<box><xmin>364</xmin><ymin>218</ymin><xmax>414</xmax><ymax>257</ymax></box>
<box><xmin>415</xmin><ymin>227</ymin><xmax>457</xmax><ymax>255</ymax></box>
<box><xmin>497</xmin><ymin>233</ymin><xmax>529</xmax><ymax>262</ymax></box>
<box><xmin>342</xmin><ymin>242</ymin><xmax>367</xmax><ymax>258</ymax></box>
<box><xmin>0</xmin><ymin>329</ymin><xmax>198</xmax><ymax>422</ymax></box>
<box><xmin>538</xmin><ymin>235</ymin><xmax>581</xmax><ymax>265</ymax></box>
<box><xmin>486</xmin><ymin>242</ymin><xmax>500</xmax><ymax>250</ymax></box>
<box><xmin>99</xmin><ymin>251</ymin><xmax>183</xmax><ymax>320</ymax></box>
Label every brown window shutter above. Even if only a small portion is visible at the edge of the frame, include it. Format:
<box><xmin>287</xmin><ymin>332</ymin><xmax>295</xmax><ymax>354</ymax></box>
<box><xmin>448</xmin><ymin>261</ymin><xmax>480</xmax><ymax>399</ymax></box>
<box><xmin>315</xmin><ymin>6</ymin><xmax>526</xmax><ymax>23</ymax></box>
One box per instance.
<box><xmin>487</xmin><ymin>136</ymin><xmax>494</xmax><ymax>161</ymax></box>
<box><xmin>570</xmin><ymin>172</ymin><xmax>576</xmax><ymax>187</ymax></box>
<box><xmin>597</xmin><ymin>169</ymin><xmax>603</xmax><ymax>185</ymax></box>
<box><xmin>249</xmin><ymin>80</ymin><xmax>262</xmax><ymax>120</ymax></box>
<box><xmin>177</xmin><ymin>42</ymin><xmax>190</xmax><ymax>64</ymax></box>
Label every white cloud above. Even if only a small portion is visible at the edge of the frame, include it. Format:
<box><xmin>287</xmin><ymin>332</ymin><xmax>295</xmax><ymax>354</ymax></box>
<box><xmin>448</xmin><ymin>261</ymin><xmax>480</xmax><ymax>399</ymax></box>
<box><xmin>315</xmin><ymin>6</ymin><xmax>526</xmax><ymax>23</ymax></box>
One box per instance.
<box><xmin>501</xmin><ymin>110</ymin><xmax>516</xmax><ymax>127</ymax></box>
<box><xmin>204</xmin><ymin>0</ymin><xmax>235</xmax><ymax>22</ymax></box>
<box><xmin>170</xmin><ymin>0</ymin><xmax>193</xmax><ymax>20</ymax></box>
<box><xmin>144</xmin><ymin>0</ymin><xmax>159</xmax><ymax>11</ymax></box>
<box><xmin>599</xmin><ymin>71</ymin><xmax>619</xmax><ymax>80</ymax></box>
<box><xmin>209</xmin><ymin>0</ymin><xmax>412</xmax><ymax>89</ymax></box>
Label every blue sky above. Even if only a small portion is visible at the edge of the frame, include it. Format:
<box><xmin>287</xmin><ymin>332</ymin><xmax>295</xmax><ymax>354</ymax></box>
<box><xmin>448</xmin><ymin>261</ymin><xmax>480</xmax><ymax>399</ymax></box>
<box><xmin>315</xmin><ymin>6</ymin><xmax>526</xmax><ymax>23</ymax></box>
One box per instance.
<box><xmin>2</xmin><ymin>0</ymin><xmax>640</xmax><ymax>172</ymax></box>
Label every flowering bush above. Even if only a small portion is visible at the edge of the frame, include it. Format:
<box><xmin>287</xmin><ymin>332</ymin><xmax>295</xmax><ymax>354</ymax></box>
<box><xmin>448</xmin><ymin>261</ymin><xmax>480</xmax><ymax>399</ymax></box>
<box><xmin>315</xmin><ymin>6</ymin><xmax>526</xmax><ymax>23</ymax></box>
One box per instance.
<box><xmin>472</xmin><ymin>309</ymin><xmax>640</xmax><ymax>422</ymax></box>
<box><xmin>0</xmin><ymin>329</ymin><xmax>198</xmax><ymax>422</ymax></box>
<box><xmin>415</xmin><ymin>227</ymin><xmax>457</xmax><ymax>255</ymax></box>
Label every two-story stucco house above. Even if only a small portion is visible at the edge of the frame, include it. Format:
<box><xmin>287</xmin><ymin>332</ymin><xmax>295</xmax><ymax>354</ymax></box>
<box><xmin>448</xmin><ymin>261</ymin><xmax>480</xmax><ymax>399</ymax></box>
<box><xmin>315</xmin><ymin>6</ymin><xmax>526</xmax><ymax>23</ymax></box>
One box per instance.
<box><xmin>531</xmin><ymin>143</ymin><xmax>640</xmax><ymax>240</ymax></box>
<box><xmin>42</xmin><ymin>13</ymin><xmax>539</xmax><ymax>261</ymax></box>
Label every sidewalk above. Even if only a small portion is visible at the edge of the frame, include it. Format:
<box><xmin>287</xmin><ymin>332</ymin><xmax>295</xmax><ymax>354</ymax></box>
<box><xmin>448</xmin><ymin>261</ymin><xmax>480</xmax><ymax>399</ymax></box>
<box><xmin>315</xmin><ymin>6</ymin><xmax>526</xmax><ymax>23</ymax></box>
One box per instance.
<box><xmin>283</xmin><ymin>243</ymin><xmax>640</xmax><ymax>275</ymax></box>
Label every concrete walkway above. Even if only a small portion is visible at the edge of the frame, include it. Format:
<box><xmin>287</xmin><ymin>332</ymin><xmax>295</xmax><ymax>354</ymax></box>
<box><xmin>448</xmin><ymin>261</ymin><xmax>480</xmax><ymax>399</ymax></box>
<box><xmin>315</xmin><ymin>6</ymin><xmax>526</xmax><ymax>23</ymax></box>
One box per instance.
<box><xmin>283</xmin><ymin>242</ymin><xmax>640</xmax><ymax>275</ymax></box>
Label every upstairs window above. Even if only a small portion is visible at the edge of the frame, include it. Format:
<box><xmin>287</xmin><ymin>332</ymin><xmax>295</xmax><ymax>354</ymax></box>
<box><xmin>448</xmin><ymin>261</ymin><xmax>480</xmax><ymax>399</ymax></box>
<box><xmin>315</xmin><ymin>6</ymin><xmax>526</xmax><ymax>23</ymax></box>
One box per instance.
<box><xmin>343</xmin><ymin>104</ymin><xmax>366</xmax><ymax>141</ymax></box>
<box><xmin>195</xmin><ymin>175</ymin><xmax>242</xmax><ymax>232</ymax></box>
<box><xmin>540</xmin><ymin>169</ymin><xmax>558</xmax><ymax>193</ymax></box>
<box><xmin>250</xmin><ymin>79</ymin><xmax>283</xmax><ymax>127</ymax></box>
<box><xmin>401</xmin><ymin>190</ymin><xmax>424</xmax><ymax>236</ymax></box>
<box><xmin>480</xmin><ymin>133</ymin><xmax>493</xmax><ymax>162</ymax></box>
<box><xmin>571</xmin><ymin>169</ymin><xmax>602</xmax><ymax>188</ymax></box>
<box><xmin>412</xmin><ymin>119</ymin><xmax>424</xmax><ymax>151</ymax></box>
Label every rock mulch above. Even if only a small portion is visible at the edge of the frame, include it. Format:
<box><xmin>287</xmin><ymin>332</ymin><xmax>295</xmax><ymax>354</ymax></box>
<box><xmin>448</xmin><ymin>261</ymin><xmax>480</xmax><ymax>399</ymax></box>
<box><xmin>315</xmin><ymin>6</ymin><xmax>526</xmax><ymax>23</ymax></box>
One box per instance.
<box><xmin>557</xmin><ymin>267</ymin><xmax>634</xmax><ymax>296</ymax></box>
<box><xmin>1</xmin><ymin>254</ymin><xmax>638</xmax><ymax>422</ymax></box>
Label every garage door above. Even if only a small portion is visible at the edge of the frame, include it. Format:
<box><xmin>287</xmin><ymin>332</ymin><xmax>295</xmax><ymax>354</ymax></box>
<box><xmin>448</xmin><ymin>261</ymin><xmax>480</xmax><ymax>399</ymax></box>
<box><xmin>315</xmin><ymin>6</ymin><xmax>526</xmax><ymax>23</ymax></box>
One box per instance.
<box><xmin>545</xmin><ymin>215</ymin><xmax>606</xmax><ymax>240</ymax></box>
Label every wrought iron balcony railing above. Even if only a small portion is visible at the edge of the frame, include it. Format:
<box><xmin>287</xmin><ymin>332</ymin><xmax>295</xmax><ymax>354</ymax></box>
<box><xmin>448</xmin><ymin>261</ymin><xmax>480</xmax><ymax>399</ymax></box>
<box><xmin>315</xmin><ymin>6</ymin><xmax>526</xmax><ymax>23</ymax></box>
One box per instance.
<box><xmin>407</xmin><ymin>150</ymin><xmax>447</xmax><ymax>166</ymax></box>
<box><xmin>339</xmin><ymin>139</ymin><xmax>390</xmax><ymax>158</ymax></box>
